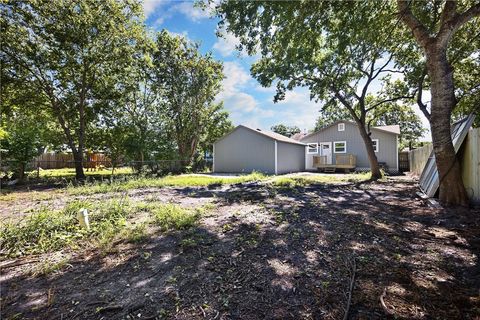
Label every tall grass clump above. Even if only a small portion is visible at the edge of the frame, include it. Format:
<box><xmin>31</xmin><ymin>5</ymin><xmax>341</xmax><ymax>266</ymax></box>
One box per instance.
<box><xmin>151</xmin><ymin>204</ymin><xmax>199</xmax><ymax>231</ymax></box>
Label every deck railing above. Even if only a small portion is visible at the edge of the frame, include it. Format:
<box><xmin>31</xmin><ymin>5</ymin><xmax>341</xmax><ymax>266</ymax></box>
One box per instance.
<box><xmin>313</xmin><ymin>154</ymin><xmax>356</xmax><ymax>168</ymax></box>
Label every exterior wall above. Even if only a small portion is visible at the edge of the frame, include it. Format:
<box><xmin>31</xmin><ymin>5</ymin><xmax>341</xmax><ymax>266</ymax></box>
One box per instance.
<box><xmin>301</xmin><ymin>122</ymin><xmax>398</xmax><ymax>171</ymax></box>
<box><xmin>276</xmin><ymin>142</ymin><xmax>306</xmax><ymax>174</ymax></box>
<box><xmin>213</xmin><ymin>127</ymin><xmax>275</xmax><ymax>174</ymax></box>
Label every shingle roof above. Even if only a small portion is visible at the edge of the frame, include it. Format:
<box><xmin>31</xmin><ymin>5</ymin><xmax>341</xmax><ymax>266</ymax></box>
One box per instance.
<box><xmin>300</xmin><ymin>120</ymin><xmax>400</xmax><ymax>141</ymax></box>
<box><xmin>240</xmin><ymin>125</ymin><xmax>306</xmax><ymax>145</ymax></box>
<box><xmin>373</xmin><ymin>125</ymin><xmax>401</xmax><ymax>135</ymax></box>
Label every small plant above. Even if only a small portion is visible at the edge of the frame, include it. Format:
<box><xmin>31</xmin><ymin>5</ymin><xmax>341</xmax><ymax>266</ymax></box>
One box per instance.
<box><xmin>31</xmin><ymin>257</ymin><xmax>70</xmax><ymax>276</ymax></box>
<box><xmin>151</xmin><ymin>204</ymin><xmax>199</xmax><ymax>231</ymax></box>
<box><xmin>123</xmin><ymin>223</ymin><xmax>148</xmax><ymax>243</ymax></box>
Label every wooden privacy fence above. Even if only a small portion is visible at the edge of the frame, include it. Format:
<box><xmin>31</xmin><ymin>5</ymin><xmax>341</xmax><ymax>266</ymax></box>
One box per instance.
<box><xmin>32</xmin><ymin>153</ymin><xmax>111</xmax><ymax>169</ymax></box>
<box><xmin>409</xmin><ymin>144</ymin><xmax>433</xmax><ymax>176</ymax></box>
<box><xmin>409</xmin><ymin>128</ymin><xmax>480</xmax><ymax>205</ymax></box>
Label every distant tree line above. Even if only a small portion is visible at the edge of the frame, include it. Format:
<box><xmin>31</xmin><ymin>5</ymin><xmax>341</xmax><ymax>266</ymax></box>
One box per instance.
<box><xmin>0</xmin><ymin>0</ymin><xmax>233</xmax><ymax>181</ymax></box>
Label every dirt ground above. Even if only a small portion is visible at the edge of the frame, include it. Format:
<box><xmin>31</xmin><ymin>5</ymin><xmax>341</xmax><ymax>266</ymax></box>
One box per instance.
<box><xmin>1</xmin><ymin>176</ymin><xmax>479</xmax><ymax>319</ymax></box>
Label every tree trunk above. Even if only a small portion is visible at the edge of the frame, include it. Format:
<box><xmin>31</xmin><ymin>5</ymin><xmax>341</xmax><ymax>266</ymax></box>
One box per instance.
<box><xmin>426</xmin><ymin>47</ymin><xmax>469</xmax><ymax>206</ymax></box>
<box><xmin>72</xmin><ymin>149</ymin><xmax>86</xmax><ymax>181</ymax></box>
<box><xmin>356</xmin><ymin>121</ymin><xmax>382</xmax><ymax>180</ymax></box>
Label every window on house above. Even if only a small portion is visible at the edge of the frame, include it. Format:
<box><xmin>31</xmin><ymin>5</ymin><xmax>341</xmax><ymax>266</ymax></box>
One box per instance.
<box><xmin>334</xmin><ymin>141</ymin><xmax>346</xmax><ymax>153</ymax></box>
<box><xmin>372</xmin><ymin>139</ymin><xmax>379</xmax><ymax>152</ymax></box>
<box><xmin>338</xmin><ymin>123</ymin><xmax>345</xmax><ymax>131</ymax></box>
<box><xmin>307</xmin><ymin>143</ymin><xmax>318</xmax><ymax>154</ymax></box>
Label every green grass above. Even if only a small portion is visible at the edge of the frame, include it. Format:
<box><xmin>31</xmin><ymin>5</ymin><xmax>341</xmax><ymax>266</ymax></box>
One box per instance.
<box><xmin>67</xmin><ymin>172</ymin><xmax>267</xmax><ymax>195</ymax></box>
<box><xmin>30</xmin><ymin>167</ymin><xmax>134</xmax><ymax>179</ymax></box>
<box><xmin>0</xmin><ymin>197</ymin><xmax>208</xmax><ymax>258</ymax></box>
<box><xmin>151</xmin><ymin>204</ymin><xmax>200</xmax><ymax>231</ymax></box>
<box><xmin>0</xmin><ymin>198</ymin><xmax>132</xmax><ymax>258</ymax></box>
<box><xmin>270</xmin><ymin>172</ymin><xmax>372</xmax><ymax>188</ymax></box>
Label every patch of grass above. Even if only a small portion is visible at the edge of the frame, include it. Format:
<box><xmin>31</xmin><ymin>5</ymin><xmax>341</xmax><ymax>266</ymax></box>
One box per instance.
<box><xmin>29</xmin><ymin>167</ymin><xmax>134</xmax><ymax>179</ymax></box>
<box><xmin>0</xmin><ymin>198</ymin><xmax>132</xmax><ymax>258</ymax></box>
<box><xmin>122</xmin><ymin>223</ymin><xmax>149</xmax><ymax>243</ymax></box>
<box><xmin>271</xmin><ymin>172</ymin><xmax>371</xmax><ymax>188</ymax></box>
<box><xmin>151</xmin><ymin>204</ymin><xmax>199</xmax><ymax>231</ymax></box>
<box><xmin>30</xmin><ymin>257</ymin><xmax>70</xmax><ymax>276</ymax></box>
<box><xmin>67</xmin><ymin>172</ymin><xmax>267</xmax><ymax>196</ymax></box>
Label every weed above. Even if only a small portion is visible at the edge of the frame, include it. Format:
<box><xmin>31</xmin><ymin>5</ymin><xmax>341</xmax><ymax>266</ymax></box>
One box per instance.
<box><xmin>151</xmin><ymin>204</ymin><xmax>199</xmax><ymax>231</ymax></box>
<box><xmin>0</xmin><ymin>198</ymin><xmax>132</xmax><ymax>258</ymax></box>
<box><xmin>123</xmin><ymin>223</ymin><xmax>148</xmax><ymax>243</ymax></box>
<box><xmin>31</xmin><ymin>257</ymin><xmax>70</xmax><ymax>276</ymax></box>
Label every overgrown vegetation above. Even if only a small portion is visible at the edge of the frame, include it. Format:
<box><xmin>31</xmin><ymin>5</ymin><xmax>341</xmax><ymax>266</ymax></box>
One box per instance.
<box><xmin>270</xmin><ymin>172</ymin><xmax>372</xmax><ymax>189</ymax></box>
<box><xmin>0</xmin><ymin>196</ymin><xmax>209</xmax><ymax>258</ymax></box>
<box><xmin>67</xmin><ymin>172</ymin><xmax>267</xmax><ymax>195</ymax></box>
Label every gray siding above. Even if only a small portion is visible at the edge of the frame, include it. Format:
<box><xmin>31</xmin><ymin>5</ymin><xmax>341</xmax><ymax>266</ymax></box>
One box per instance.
<box><xmin>277</xmin><ymin>142</ymin><xmax>306</xmax><ymax>174</ymax></box>
<box><xmin>214</xmin><ymin>126</ymin><xmax>275</xmax><ymax>174</ymax></box>
<box><xmin>301</xmin><ymin>122</ymin><xmax>398</xmax><ymax>171</ymax></box>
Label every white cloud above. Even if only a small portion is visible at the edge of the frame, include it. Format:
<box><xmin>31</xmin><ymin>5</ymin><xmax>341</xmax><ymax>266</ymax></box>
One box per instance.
<box><xmin>219</xmin><ymin>61</ymin><xmax>251</xmax><ymax>96</ymax></box>
<box><xmin>143</xmin><ymin>0</ymin><xmax>165</xmax><ymax>18</ymax></box>
<box><xmin>213</xmin><ymin>33</ymin><xmax>241</xmax><ymax>57</ymax></box>
<box><xmin>172</xmin><ymin>2</ymin><xmax>211</xmax><ymax>22</ymax></box>
<box><xmin>223</xmin><ymin>92</ymin><xmax>258</xmax><ymax>113</ymax></box>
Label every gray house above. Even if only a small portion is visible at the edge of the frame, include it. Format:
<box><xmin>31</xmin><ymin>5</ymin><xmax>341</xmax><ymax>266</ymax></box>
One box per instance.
<box><xmin>300</xmin><ymin>121</ymin><xmax>400</xmax><ymax>172</ymax></box>
<box><xmin>213</xmin><ymin>125</ymin><xmax>305</xmax><ymax>174</ymax></box>
<box><xmin>213</xmin><ymin>121</ymin><xmax>400</xmax><ymax>174</ymax></box>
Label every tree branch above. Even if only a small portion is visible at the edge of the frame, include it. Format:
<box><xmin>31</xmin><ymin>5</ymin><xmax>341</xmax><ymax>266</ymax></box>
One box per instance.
<box><xmin>397</xmin><ymin>0</ymin><xmax>432</xmax><ymax>48</ymax></box>
<box><xmin>365</xmin><ymin>94</ymin><xmax>415</xmax><ymax>112</ymax></box>
<box><xmin>416</xmin><ymin>68</ymin><xmax>431</xmax><ymax>121</ymax></box>
<box><xmin>449</xmin><ymin>3</ymin><xmax>480</xmax><ymax>34</ymax></box>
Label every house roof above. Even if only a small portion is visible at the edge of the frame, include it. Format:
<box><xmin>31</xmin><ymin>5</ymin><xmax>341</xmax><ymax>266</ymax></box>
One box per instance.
<box><xmin>215</xmin><ymin>125</ymin><xmax>306</xmax><ymax>146</ymax></box>
<box><xmin>290</xmin><ymin>132</ymin><xmax>307</xmax><ymax>141</ymax></box>
<box><xmin>374</xmin><ymin>125</ymin><xmax>401</xmax><ymax>135</ymax></box>
<box><xmin>300</xmin><ymin>120</ymin><xmax>400</xmax><ymax>141</ymax></box>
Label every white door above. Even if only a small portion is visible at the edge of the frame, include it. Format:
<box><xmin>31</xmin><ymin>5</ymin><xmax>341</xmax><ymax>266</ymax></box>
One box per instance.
<box><xmin>319</xmin><ymin>142</ymin><xmax>332</xmax><ymax>164</ymax></box>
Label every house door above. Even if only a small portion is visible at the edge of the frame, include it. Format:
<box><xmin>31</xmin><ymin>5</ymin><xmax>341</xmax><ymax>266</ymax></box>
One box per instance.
<box><xmin>319</xmin><ymin>142</ymin><xmax>332</xmax><ymax>164</ymax></box>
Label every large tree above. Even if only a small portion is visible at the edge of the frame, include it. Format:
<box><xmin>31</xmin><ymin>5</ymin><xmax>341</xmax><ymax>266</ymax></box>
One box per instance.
<box><xmin>214</xmin><ymin>1</ymin><xmax>413</xmax><ymax>180</ymax></box>
<box><xmin>270</xmin><ymin>124</ymin><xmax>300</xmax><ymax>138</ymax></box>
<box><xmin>396</xmin><ymin>0</ymin><xmax>480</xmax><ymax>206</ymax></box>
<box><xmin>1</xmin><ymin>0</ymin><xmax>146</xmax><ymax>180</ymax></box>
<box><xmin>152</xmin><ymin>31</ymin><xmax>224</xmax><ymax>168</ymax></box>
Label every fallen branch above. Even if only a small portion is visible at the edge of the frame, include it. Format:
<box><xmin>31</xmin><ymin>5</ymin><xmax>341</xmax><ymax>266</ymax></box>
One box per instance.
<box><xmin>380</xmin><ymin>287</ymin><xmax>394</xmax><ymax>316</ymax></box>
<box><xmin>343</xmin><ymin>256</ymin><xmax>356</xmax><ymax>320</ymax></box>
<box><xmin>0</xmin><ymin>257</ymin><xmax>40</xmax><ymax>269</ymax></box>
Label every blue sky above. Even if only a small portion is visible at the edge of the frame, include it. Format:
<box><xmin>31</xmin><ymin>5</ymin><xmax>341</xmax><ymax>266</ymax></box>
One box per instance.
<box><xmin>143</xmin><ymin>0</ymin><xmax>431</xmax><ymax>139</ymax></box>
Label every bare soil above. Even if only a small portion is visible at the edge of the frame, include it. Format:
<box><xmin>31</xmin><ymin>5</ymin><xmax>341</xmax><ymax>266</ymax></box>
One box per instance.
<box><xmin>1</xmin><ymin>177</ymin><xmax>479</xmax><ymax>319</ymax></box>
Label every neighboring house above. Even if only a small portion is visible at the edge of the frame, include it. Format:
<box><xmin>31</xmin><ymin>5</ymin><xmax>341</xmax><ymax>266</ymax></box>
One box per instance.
<box><xmin>213</xmin><ymin>121</ymin><xmax>400</xmax><ymax>174</ymax></box>
<box><xmin>300</xmin><ymin>121</ymin><xmax>400</xmax><ymax>172</ymax></box>
<box><xmin>213</xmin><ymin>125</ymin><xmax>305</xmax><ymax>174</ymax></box>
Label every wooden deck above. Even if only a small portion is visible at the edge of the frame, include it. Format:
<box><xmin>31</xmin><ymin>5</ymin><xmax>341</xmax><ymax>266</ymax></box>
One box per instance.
<box><xmin>313</xmin><ymin>154</ymin><xmax>356</xmax><ymax>172</ymax></box>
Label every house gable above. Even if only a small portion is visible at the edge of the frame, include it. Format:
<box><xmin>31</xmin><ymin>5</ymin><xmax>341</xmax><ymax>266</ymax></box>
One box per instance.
<box><xmin>300</xmin><ymin>121</ymin><xmax>398</xmax><ymax>171</ymax></box>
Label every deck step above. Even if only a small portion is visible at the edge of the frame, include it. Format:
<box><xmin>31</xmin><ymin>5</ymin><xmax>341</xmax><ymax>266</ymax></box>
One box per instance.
<box><xmin>324</xmin><ymin>167</ymin><xmax>336</xmax><ymax>173</ymax></box>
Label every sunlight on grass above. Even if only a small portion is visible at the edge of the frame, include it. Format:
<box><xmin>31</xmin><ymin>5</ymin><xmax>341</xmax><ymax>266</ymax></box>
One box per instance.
<box><xmin>67</xmin><ymin>171</ymin><xmax>267</xmax><ymax>195</ymax></box>
<box><xmin>30</xmin><ymin>167</ymin><xmax>134</xmax><ymax>178</ymax></box>
<box><xmin>0</xmin><ymin>198</ymin><xmax>133</xmax><ymax>258</ymax></box>
<box><xmin>151</xmin><ymin>204</ymin><xmax>199</xmax><ymax>231</ymax></box>
<box><xmin>270</xmin><ymin>172</ymin><xmax>372</xmax><ymax>188</ymax></box>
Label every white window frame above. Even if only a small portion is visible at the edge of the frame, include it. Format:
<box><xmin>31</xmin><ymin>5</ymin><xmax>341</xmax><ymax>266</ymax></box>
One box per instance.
<box><xmin>338</xmin><ymin>123</ymin><xmax>345</xmax><ymax>131</ymax></box>
<box><xmin>372</xmin><ymin>139</ymin><xmax>379</xmax><ymax>152</ymax></box>
<box><xmin>307</xmin><ymin>143</ymin><xmax>318</xmax><ymax>154</ymax></box>
<box><xmin>334</xmin><ymin>141</ymin><xmax>347</xmax><ymax>153</ymax></box>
